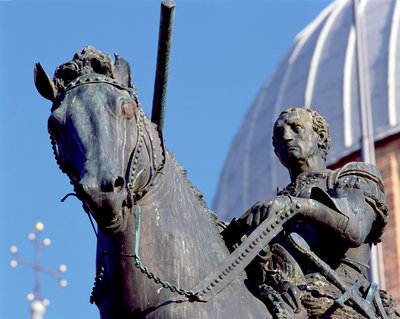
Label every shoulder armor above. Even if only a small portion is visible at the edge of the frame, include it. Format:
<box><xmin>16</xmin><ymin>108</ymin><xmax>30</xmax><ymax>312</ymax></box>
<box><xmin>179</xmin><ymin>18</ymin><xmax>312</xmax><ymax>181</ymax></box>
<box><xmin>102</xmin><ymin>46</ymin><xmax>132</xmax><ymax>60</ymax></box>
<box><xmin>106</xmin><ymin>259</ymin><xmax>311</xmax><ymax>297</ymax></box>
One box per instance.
<box><xmin>331</xmin><ymin>162</ymin><xmax>388</xmax><ymax>243</ymax></box>
<box><xmin>336</xmin><ymin>162</ymin><xmax>384</xmax><ymax>192</ymax></box>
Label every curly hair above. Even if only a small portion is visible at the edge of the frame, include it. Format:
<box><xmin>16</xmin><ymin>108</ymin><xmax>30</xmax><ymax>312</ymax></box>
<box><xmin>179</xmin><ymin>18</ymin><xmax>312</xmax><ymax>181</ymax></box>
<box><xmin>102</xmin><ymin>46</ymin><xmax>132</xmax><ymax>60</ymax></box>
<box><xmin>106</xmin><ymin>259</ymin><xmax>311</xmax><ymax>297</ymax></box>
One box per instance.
<box><xmin>273</xmin><ymin>107</ymin><xmax>331</xmax><ymax>160</ymax></box>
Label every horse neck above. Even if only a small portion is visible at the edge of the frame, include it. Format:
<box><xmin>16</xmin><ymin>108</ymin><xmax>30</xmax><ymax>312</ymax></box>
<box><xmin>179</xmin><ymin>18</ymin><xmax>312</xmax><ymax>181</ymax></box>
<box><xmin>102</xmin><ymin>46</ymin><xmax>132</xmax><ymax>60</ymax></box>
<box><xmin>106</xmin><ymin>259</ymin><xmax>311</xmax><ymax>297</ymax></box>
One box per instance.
<box><xmin>149</xmin><ymin>152</ymin><xmax>235</xmax><ymax>279</ymax></box>
<box><xmin>97</xmin><ymin>146</ymin><xmax>229</xmax><ymax>279</ymax></box>
<box><xmin>94</xmin><ymin>117</ymin><xmax>270</xmax><ymax>318</ymax></box>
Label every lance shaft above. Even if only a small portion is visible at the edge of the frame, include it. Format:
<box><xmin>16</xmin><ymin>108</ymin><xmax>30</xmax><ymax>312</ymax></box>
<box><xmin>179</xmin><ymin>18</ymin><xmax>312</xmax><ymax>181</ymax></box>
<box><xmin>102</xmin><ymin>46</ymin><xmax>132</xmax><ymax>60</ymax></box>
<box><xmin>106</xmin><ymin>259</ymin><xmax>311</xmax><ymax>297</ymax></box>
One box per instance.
<box><xmin>151</xmin><ymin>0</ymin><xmax>175</xmax><ymax>133</ymax></box>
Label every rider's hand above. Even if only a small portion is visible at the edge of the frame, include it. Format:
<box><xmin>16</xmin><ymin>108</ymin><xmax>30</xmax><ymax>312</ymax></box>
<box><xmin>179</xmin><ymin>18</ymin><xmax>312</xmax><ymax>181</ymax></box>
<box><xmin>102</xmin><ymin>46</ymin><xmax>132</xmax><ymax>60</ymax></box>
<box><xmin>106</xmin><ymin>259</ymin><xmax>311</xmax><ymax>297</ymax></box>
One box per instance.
<box><xmin>239</xmin><ymin>196</ymin><xmax>293</xmax><ymax>233</ymax></box>
<box><xmin>277</xmin><ymin>281</ymin><xmax>305</xmax><ymax>315</ymax></box>
<box><xmin>245</xmin><ymin>201</ymin><xmax>269</xmax><ymax>231</ymax></box>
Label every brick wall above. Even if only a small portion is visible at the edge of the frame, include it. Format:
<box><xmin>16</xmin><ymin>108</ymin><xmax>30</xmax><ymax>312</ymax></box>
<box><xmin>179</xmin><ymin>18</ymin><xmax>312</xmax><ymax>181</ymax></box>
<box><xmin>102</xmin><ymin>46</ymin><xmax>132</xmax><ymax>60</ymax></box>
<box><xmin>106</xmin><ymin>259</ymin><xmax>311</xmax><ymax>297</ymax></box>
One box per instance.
<box><xmin>376</xmin><ymin>135</ymin><xmax>400</xmax><ymax>303</ymax></box>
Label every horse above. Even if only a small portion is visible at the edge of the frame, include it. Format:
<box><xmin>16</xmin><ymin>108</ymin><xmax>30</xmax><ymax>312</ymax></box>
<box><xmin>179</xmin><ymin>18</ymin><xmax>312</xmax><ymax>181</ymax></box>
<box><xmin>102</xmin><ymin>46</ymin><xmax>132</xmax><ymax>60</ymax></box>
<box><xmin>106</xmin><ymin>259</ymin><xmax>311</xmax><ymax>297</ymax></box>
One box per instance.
<box><xmin>34</xmin><ymin>46</ymin><xmax>270</xmax><ymax>318</ymax></box>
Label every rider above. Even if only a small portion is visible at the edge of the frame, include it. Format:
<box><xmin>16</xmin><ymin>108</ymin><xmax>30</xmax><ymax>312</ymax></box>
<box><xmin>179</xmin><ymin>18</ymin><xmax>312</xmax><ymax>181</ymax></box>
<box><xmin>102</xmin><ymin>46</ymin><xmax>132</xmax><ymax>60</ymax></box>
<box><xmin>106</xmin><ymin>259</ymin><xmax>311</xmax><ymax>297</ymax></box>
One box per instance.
<box><xmin>223</xmin><ymin>107</ymin><xmax>397</xmax><ymax>318</ymax></box>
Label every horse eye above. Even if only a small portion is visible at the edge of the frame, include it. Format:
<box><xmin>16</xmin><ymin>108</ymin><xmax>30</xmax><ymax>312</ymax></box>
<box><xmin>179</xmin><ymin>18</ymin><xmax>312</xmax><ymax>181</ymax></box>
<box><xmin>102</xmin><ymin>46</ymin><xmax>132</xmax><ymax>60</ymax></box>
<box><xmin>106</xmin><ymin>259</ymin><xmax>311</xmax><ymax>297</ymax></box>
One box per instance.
<box><xmin>122</xmin><ymin>102</ymin><xmax>135</xmax><ymax>118</ymax></box>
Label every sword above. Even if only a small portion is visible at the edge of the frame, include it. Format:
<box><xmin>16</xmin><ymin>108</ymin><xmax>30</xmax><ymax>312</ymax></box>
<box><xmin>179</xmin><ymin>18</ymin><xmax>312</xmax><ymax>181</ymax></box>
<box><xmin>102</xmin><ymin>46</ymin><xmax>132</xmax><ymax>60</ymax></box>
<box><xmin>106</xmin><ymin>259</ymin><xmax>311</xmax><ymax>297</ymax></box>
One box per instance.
<box><xmin>288</xmin><ymin>232</ymin><xmax>387</xmax><ymax>319</ymax></box>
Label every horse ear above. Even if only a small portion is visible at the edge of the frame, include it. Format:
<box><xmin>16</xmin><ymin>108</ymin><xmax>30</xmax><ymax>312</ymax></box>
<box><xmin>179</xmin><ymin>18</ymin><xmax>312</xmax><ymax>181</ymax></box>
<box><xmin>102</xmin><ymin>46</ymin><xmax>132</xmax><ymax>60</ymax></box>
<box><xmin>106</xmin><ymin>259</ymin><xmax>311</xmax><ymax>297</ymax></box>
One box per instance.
<box><xmin>34</xmin><ymin>62</ymin><xmax>58</xmax><ymax>101</ymax></box>
<box><xmin>114</xmin><ymin>54</ymin><xmax>132</xmax><ymax>88</ymax></box>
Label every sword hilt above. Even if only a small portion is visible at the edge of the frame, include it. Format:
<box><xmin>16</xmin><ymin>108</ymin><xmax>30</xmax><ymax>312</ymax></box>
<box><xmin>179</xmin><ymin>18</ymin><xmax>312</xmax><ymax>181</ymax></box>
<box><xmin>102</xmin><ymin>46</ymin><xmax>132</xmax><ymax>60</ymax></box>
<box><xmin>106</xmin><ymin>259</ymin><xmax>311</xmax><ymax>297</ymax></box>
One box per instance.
<box><xmin>288</xmin><ymin>232</ymin><xmax>379</xmax><ymax>319</ymax></box>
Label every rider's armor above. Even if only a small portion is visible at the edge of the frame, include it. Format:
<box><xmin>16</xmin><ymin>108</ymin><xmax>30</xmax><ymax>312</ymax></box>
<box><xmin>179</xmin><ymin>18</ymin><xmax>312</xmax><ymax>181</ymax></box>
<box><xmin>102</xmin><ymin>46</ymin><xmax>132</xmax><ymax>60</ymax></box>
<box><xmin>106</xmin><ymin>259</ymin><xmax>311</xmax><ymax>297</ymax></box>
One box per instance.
<box><xmin>244</xmin><ymin>162</ymin><xmax>397</xmax><ymax>318</ymax></box>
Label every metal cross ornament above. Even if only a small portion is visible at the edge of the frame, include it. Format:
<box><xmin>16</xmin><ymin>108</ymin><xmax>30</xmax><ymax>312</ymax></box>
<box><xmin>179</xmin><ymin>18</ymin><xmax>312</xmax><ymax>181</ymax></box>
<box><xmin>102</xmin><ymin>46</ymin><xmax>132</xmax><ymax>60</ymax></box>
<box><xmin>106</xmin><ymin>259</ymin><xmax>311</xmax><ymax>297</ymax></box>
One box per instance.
<box><xmin>9</xmin><ymin>221</ymin><xmax>68</xmax><ymax>319</ymax></box>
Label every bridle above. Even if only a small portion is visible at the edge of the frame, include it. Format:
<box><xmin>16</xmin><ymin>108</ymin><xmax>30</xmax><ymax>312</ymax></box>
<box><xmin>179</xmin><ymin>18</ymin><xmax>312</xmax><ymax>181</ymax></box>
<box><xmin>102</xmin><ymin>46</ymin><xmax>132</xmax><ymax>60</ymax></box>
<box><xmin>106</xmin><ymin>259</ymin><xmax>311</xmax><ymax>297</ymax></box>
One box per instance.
<box><xmin>50</xmin><ymin>74</ymin><xmax>166</xmax><ymax>207</ymax></box>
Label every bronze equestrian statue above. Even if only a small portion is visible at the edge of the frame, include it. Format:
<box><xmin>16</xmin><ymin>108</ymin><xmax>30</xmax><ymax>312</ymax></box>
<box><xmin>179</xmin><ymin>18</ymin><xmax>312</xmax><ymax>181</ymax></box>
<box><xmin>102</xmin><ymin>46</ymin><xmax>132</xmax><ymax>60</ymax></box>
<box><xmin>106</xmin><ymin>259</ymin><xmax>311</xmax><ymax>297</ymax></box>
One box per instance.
<box><xmin>223</xmin><ymin>107</ymin><xmax>399</xmax><ymax>318</ymax></box>
<box><xmin>34</xmin><ymin>43</ymin><xmax>400</xmax><ymax>318</ymax></box>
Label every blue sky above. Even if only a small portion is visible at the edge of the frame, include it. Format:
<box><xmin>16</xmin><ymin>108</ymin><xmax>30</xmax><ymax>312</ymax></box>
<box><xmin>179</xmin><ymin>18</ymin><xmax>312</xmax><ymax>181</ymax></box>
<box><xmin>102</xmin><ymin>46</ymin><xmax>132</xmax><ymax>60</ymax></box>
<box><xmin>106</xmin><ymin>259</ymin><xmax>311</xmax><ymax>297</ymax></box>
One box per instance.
<box><xmin>1</xmin><ymin>1</ymin><xmax>330</xmax><ymax>318</ymax></box>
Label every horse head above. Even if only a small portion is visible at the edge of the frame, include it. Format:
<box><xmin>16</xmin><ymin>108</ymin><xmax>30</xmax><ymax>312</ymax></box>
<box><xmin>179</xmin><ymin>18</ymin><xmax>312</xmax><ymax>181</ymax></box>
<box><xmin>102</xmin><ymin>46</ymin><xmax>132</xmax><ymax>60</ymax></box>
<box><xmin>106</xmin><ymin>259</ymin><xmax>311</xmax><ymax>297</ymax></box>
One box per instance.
<box><xmin>35</xmin><ymin>46</ymin><xmax>164</xmax><ymax>234</ymax></box>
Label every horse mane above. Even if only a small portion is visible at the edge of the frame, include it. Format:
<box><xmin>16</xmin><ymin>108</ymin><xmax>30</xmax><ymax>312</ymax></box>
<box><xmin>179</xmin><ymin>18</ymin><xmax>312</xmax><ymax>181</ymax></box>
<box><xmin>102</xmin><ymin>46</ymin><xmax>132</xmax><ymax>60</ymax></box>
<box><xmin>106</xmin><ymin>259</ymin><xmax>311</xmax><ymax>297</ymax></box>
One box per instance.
<box><xmin>168</xmin><ymin>152</ymin><xmax>226</xmax><ymax>232</ymax></box>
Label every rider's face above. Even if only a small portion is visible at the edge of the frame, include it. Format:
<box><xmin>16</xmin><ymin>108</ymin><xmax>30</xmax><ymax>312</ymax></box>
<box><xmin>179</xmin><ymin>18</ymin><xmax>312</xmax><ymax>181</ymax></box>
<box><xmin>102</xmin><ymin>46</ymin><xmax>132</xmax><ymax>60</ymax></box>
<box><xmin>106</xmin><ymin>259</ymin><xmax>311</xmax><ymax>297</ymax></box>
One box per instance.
<box><xmin>272</xmin><ymin>110</ymin><xmax>320</xmax><ymax>169</ymax></box>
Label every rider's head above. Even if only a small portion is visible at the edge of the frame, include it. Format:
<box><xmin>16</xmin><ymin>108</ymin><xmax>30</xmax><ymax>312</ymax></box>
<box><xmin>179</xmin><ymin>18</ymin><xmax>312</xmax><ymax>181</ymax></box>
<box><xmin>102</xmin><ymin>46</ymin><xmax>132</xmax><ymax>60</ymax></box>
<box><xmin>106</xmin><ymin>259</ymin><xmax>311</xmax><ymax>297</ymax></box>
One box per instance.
<box><xmin>272</xmin><ymin>107</ymin><xmax>330</xmax><ymax>172</ymax></box>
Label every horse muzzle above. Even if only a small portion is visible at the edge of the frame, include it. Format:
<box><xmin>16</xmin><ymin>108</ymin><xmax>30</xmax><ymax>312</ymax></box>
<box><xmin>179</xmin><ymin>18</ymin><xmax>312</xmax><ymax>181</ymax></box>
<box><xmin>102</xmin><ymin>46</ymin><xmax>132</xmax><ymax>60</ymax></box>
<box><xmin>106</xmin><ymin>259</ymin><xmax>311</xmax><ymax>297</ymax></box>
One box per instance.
<box><xmin>75</xmin><ymin>177</ymin><xmax>130</xmax><ymax>234</ymax></box>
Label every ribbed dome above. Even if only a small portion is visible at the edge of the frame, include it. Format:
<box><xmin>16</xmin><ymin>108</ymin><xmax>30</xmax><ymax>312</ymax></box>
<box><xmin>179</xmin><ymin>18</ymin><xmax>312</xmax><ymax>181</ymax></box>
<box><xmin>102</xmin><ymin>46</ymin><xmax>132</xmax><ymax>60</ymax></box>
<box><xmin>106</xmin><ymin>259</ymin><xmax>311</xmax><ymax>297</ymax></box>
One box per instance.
<box><xmin>213</xmin><ymin>0</ymin><xmax>400</xmax><ymax>220</ymax></box>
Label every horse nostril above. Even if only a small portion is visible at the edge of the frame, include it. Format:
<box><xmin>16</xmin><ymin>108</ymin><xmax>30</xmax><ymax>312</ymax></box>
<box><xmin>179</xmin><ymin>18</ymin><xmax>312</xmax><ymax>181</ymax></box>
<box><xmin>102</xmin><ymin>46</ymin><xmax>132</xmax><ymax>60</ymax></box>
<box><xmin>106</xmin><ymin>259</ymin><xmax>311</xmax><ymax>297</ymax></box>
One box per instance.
<box><xmin>82</xmin><ymin>176</ymin><xmax>125</xmax><ymax>193</ymax></box>
<box><xmin>113</xmin><ymin>176</ymin><xmax>125</xmax><ymax>193</ymax></box>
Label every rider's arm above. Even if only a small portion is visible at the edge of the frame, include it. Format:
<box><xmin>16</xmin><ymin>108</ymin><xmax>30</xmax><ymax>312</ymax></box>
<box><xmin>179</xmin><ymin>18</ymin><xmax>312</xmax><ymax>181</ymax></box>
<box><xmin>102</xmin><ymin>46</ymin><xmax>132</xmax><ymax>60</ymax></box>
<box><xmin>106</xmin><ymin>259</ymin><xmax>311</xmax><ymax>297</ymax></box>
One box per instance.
<box><xmin>292</xmin><ymin>190</ymin><xmax>375</xmax><ymax>247</ymax></box>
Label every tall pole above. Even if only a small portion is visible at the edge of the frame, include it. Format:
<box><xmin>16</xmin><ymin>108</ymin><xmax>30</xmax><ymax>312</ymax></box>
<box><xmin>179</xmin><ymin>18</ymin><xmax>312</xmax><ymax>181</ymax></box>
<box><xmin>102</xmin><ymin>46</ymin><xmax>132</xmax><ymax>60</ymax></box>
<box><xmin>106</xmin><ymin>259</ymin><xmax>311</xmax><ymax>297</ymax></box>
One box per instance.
<box><xmin>151</xmin><ymin>0</ymin><xmax>176</xmax><ymax>133</ymax></box>
<box><xmin>353</xmin><ymin>0</ymin><xmax>385</xmax><ymax>289</ymax></box>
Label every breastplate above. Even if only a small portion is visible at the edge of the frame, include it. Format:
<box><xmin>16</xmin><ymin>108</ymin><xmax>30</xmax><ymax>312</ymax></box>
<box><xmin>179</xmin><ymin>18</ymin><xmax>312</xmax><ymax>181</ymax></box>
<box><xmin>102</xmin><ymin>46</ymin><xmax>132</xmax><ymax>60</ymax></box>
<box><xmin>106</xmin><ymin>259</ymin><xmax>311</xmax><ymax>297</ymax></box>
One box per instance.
<box><xmin>279</xmin><ymin>170</ymin><xmax>331</xmax><ymax>198</ymax></box>
<box><xmin>278</xmin><ymin>170</ymin><xmax>348</xmax><ymax>271</ymax></box>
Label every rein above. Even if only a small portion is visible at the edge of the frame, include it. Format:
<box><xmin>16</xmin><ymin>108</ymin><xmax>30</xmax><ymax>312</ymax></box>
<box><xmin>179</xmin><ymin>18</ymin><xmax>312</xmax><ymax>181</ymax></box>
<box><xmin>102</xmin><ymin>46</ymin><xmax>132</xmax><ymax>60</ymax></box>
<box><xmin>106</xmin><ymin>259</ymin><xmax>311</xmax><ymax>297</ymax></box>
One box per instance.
<box><xmin>87</xmin><ymin>205</ymin><xmax>199</xmax><ymax>304</ymax></box>
<box><xmin>87</xmin><ymin>198</ymin><xmax>302</xmax><ymax>304</ymax></box>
